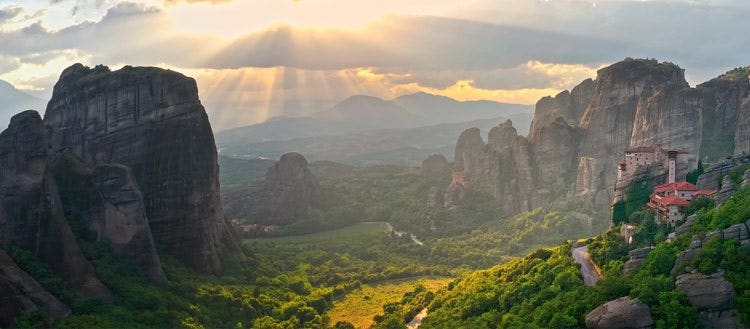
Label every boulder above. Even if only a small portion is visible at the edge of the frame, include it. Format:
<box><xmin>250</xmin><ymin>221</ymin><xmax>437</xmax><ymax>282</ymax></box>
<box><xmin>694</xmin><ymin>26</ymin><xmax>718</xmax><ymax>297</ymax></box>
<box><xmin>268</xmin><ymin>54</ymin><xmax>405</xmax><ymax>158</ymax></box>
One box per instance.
<box><xmin>585</xmin><ymin>297</ymin><xmax>654</xmax><ymax>329</ymax></box>
<box><xmin>676</xmin><ymin>272</ymin><xmax>735</xmax><ymax>311</ymax></box>
<box><xmin>743</xmin><ymin>169</ymin><xmax>750</xmax><ymax>188</ymax></box>
<box><xmin>421</xmin><ymin>154</ymin><xmax>449</xmax><ymax>174</ymax></box>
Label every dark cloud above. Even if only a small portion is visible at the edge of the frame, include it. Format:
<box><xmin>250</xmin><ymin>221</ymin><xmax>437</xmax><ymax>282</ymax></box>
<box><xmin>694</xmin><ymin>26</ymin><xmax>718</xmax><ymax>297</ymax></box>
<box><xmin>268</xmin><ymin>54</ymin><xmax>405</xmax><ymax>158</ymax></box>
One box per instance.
<box><xmin>0</xmin><ymin>2</ymin><xmax>218</xmax><ymax>67</ymax></box>
<box><xmin>0</xmin><ymin>6</ymin><xmax>24</xmax><ymax>22</ymax></box>
<box><xmin>206</xmin><ymin>16</ymin><xmax>619</xmax><ymax>71</ymax></box>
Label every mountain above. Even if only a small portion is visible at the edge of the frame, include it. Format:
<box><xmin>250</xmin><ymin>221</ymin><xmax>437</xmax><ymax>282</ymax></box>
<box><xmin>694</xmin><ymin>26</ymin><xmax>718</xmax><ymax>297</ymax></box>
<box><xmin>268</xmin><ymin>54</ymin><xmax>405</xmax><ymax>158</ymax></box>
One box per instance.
<box><xmin>0</xmin><ymin>63</ymin><xmax>248</xmax><ymax>323</ymax></box>
<box><xmin>215</xmin><ymin>92</ymin><xmax>532</xmax><ymax>154</ymax></box>
<box><xmin>219</xmin><ymin>113</ymin><xmax>532</xmax><ymax>166</ymax></box>
<box><xmin>443</xmin><ymin>58</ymin><xmax>750</xmax><ymax>223</ymax></box>
<box><xmin>0</xmin><ymin>79</ymin><xmax>45</xmax><ymax>128</ymax></box>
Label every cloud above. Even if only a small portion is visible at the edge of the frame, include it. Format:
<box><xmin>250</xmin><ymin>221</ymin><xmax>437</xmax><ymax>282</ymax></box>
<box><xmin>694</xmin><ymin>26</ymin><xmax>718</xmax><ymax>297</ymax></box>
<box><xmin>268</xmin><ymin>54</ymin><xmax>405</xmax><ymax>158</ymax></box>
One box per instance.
<box><xmin>0</xmin><ymin>55</ymin><xmax>21</xmax><ymax>75</ymax></box>
<box><xmin>0</xmin><ymin>6</ymin><xmax>23</xmax><ymax>22</ymax></box>
<box><xmin>206</xmin><ymin>16</ymin><xmax>618</xmax><ymax>72</ymax></box>
<box><xmin>163</xmin><ymin>0</ymin><xmax>233</xmax><ymax>5</ymax></box>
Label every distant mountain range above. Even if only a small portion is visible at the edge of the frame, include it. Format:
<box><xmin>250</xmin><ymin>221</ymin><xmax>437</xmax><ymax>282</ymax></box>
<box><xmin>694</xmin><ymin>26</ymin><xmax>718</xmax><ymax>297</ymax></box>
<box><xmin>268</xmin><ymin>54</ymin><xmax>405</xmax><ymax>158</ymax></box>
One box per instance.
<box><xmin>216</xmin><ymin>92</ymin><xmax>532</xmax><ymax>164</ymax></box>
<box><xmin>220</xmin><ymin>114</ymin><xmax>532</xmax><ymax>166</ymax></box>
<box><xmin>0</xmin><ymin>80</ymin><xmax>45</xmax><ymax>128</ymax></box>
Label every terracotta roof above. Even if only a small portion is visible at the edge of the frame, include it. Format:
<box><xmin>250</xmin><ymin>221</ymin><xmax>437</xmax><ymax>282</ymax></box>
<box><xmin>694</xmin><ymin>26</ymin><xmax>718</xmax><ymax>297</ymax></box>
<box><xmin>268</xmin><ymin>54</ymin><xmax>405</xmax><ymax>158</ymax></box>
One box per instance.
<box><xmin>652</xmin><ymin>194</ymin><xmax>690</xmax><ymax>206</ymax></box>
<box><xmin>654</xmin><ymin>181</ymin><xmax>699</xmax><ymax>193</ymax></box>
<box><xmin>693</xmin><ymin>189</ymin><xmax>718</xmax><ymax>197</ymax></box>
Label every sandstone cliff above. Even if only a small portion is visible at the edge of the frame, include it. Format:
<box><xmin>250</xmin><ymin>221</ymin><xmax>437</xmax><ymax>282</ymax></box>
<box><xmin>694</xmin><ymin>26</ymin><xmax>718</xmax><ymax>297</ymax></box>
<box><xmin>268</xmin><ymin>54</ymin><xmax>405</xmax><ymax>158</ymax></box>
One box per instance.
<box><xmin>43</xmin><ymin>64</ymin><xmax>239</xmax><ymax>274</ymax></box>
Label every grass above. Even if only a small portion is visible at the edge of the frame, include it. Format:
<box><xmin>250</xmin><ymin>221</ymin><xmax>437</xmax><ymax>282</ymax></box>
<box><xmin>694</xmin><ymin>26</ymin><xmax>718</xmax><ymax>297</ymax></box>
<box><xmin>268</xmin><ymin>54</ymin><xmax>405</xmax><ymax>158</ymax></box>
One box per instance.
<box><xmin>247</xmin><ymin>222</ymin><xmax>388</xmax><ymax>246</ymax></box>
<box><xmin>327</xmin><ymin>277</ymin><xmax>452</xmax><ymax>329</ymax></box>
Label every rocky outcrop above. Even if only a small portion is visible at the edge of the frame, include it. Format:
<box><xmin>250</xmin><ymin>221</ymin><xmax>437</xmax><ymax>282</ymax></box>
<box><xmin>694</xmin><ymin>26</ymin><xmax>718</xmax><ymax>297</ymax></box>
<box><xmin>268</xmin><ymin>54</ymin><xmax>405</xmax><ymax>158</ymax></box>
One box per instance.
<box><xmin>263</xmin><ymin>152</ymin><xmax>319</xmax><ymax>220</ymax></box>
<box><xmin>529</xmin><ymin>79</ymin><xmax>593</xmax><ymax>138</ymax></box>
<box><xmin>445</xmin><ymin>59</ymin><xmax>712</xmax><ymax>219</ymax></box>
<box><xmin>43</xmin><ymin>64</ymin><xmax>238</xmax><ymax>274</ymax></box>
<box><xmin>51</xmin><ymin>153</ymin><xmax>166</xmax><ymax>283</ymax></box>
<box><xmin>421</xmin><ymin>154</ymin><xmax>449</xmax><ymax>174</ymax></box>
<box><xmin>676</xmin><ymin>272</ymin><xmax>735</xmax><ymax>311</ymax></box>
<box><xmin>716</xmin><ymin>175</ymin><xmax>737</xmax><ymax>204</ymax></box>
<box><xmin>530</xmin><ymin>117</ymin><xmax>581</xmax><ymax>194</ymax></box>
<box><xmin>696</xmin><ymin>153</ymin><xmax>750</xmax><ymax>190</ymax></box>
<box><xmin>447</xmin><ymin>120</ymin><xmax>538</xmax><ymax>213</ymax></box>
<box><xmin>676</xmin><ymin>271</ymin><xmax>745</xmax><ymax>328</ymax></box>
<box><xmin>453</xmin><ymin>128</ymin><xmax>484</xmax><ymax>174</ymax></box>
<box><xmin>696</xmin><ymin>67</ymin><xmax>750</xmax><ymax>159</ymax></box>
<box><xmin>0</xmin><ymin>249</ymin><xmax>70</xmax><ymax>326</ymax></box>
<box><xmin>225</xmin><ymin>152</ymin><xmax>320</xmax><ymax>223</ymax></box>
<box><xmin>623</xmin><ymin>246</ymin><xmax>652</xmax><ymax>274</ymax></box>
<box><xmin>0</xmin><ymin>111</ymin><xmax>111</xmax><ymax>299</ymax></box>
<box><xmin>585</xmin><ymin>297</ymin><xmax>654</xmax><ymax>329</ymax></box>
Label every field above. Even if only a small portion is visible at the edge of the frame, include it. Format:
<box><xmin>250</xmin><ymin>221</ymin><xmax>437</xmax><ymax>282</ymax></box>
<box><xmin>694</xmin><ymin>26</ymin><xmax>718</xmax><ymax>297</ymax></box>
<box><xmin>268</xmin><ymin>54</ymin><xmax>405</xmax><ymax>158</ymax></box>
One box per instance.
<box><xmin>327</xmin><ymin>277</ymin><xmax>453</xmax><ymax>329</ymax></box>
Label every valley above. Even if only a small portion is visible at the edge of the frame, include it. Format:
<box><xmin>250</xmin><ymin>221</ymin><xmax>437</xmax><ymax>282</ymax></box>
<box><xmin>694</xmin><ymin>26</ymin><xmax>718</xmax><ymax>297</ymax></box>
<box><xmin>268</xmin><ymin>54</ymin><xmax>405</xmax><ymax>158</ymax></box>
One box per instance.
<box><xmin>0</xmin><ymin>57</ymin><xmax>749</xmax><ymax>329</ymax></box>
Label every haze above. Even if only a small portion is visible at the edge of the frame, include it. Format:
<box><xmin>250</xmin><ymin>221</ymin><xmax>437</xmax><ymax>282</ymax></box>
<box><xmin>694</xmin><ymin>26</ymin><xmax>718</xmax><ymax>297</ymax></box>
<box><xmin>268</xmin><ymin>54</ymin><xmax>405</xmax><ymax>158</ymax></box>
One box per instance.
<box><xmin>1</xmin><ymin>0</ymin><xmax>749</xmax><ymax>129</ymax></box>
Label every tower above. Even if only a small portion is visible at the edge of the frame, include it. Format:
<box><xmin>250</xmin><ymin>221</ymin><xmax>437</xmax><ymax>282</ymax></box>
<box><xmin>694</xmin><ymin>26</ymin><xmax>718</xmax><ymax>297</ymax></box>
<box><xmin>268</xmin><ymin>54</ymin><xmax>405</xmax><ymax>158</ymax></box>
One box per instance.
<box><xmin>667</xmin><ymin>150</ymin><xmax>677</xmax><ymax>183</ymax></box>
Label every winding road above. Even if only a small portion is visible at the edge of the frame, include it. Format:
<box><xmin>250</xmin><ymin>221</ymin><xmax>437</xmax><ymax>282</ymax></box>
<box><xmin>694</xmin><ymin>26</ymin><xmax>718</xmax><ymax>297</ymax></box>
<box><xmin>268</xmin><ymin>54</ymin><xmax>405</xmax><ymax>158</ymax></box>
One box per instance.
<box><xmin>571</xmin><ymin>245</ymin><xmax>601</xmax><ymax>286</ymax></box>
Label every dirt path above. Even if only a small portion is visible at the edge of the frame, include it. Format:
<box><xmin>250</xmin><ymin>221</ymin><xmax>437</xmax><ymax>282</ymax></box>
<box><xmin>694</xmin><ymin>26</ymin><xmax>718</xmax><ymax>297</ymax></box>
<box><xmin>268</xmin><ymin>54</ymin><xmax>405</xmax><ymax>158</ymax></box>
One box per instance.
<box><xmin>407</xmin><ymin>308</ymin><xmax>429</xmax><ymax>328</ymax></box>
<box><xmin>571</xmin><ymin>245</ymin><xmax>601</xmax><ymax>286</ymax></box>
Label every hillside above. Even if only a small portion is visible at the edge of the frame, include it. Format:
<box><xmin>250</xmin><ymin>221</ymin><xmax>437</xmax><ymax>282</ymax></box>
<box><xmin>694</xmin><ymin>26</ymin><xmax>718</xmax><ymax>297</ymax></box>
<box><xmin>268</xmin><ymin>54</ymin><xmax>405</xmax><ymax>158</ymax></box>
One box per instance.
<box><xmin>416</xmin><ymin>185</ymin><xmax>750</xmax><ymax>329</ymax></box>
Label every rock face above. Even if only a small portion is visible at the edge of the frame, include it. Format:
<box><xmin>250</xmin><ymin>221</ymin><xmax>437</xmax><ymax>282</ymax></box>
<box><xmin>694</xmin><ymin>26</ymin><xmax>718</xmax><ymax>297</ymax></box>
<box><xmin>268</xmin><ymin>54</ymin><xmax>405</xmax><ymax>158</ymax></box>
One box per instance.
<box><xmin>623</xmin><ymin>246</ymin><xmax>653</xmax><ymax>275</ymax></box>
<box><xmin>676</xmin><ymin>272</ymin><xmax>735</xmax><ymax>311</ymax></box>
<box><xmin>51</xmin><ymin>153</ymin><xmax>166</xmax><ymax>283</ymax></box>
<box><xmin>716</xmin><ymin>175</ymin><xmax>737</xmax><ymax>204</ymax></box>
<box><xmin>443</xmin><ymin>59</ymin><xmax>750</xmax><ymax>220</ymax></box>
<box><xmin>0</xmin><ymin>111</ymin><xmax>111</xmax><ymax>299</ymax></box>
<box><xmin>421</xmin><ymin>154</ymin><xmax>449</xmax><ymax>174</ymax></box>
<box><xmin>263</xmin><ymin>152</ymin><xmax>319</xmax><ymax>220</ymax></box>
<box><xmin>226</xmin><ymin>152</ymin><xmax>320</xmax><ymax>223</ymax></box>
<box><xmin>585</xmin><ymin>297</ymin><xmax>654</xmax><ymax>329</ymax></box>
<box><xmin>447</xmin><ymin>120</ymin><xmax>537</xmax><ymax>213</ymax></box>
<box><xmin>696</xmin><ymin>153</ymin><xmax>750</xmax><ymax>190</ymax></box>
<box><xmin>0</xmin><ymin>249</ymin><xmax>70</xmax><ymax>326</ymax></box>
<box><xmin>43</xmin><ymin>64</ymin><xmax>238</xmax><ymax>274</ymax></box>
<box><xmin>696</xmin><ymin>67</ymin><xmax>750</xmax><ymax>159</ymax></box>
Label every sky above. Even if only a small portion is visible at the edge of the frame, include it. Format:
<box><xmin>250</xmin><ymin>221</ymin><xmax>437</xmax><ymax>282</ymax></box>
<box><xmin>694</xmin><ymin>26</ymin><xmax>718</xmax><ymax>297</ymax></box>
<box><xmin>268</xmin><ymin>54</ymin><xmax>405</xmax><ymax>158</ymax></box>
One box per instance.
<box><xmin>1</xmin><ymin>0</ymin><xmax>749</xmax><ymax>130</ymax></box>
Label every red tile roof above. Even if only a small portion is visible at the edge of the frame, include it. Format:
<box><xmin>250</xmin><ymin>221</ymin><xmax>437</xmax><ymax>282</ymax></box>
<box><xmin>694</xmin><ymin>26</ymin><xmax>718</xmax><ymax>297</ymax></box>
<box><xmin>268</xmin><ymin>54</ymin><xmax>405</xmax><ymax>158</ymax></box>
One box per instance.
<box><xmin>693</xmin><ymin>189</ymin><xmax>718</xmax><ymax>197</ymax></box>
<box><xmin>654</xmin><ymin>181</ymin><xmax>699</xmax><ymax>193</ymax></box>
<box><xmin>653</xmin><ymin>194</ymin><xmax>690</xmax><ymax>206</ymax></box>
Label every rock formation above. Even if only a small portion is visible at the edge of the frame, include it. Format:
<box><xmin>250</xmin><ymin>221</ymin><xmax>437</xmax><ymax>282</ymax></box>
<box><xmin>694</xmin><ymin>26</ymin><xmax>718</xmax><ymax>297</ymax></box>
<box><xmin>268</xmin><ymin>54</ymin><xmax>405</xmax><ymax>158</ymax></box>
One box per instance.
<box><xmin>42</xmin><ymin>64</ymin><xmax>239</xmax><ymax>274</ymax></box>
<box><xmin>0</xmin><ymin>249</ymin><xmax>70</xmax><ymax>326</ymax></box>
<box><xmin>51</xmin><ymin>153</ymin><xmax>166</xmax><ymax>282</ymax></box>
<box><xmin>224</xmin><ymin>152</ymin><xmax>320</xmax><ymax>223</ymax></box>
<box><xmin>676</xmin><ymin>271</ymin><xmax>745</xmax><ymax>328</ymax></box>
<box><xmin>585</xmin><ymin>297</ymin><xmax>654</xmax><ymax>329</ymax></box>
<box><xmin>716</xmin><ymin>175</ymin><xmax>737</xmax><ymax>204</ymax></box>
<box><xmin>697</xmin><ymin>153</ymin><xmax>750</xmax><ymax>190</ymax></box>
<box><xmin>444</xmin><ymin>59</ymin><xmax>750</xmax><ymax>220</ymax></box>
<box><xmin>695</xmin><ymin>66</ymin><xmax>750</xmax><ymax>159</ymax></box>
<box><xmin>421</xmin><ymin>154</ymin><xmax>449</xmax><ymax>174</ymax></box>
<box><xmin>0</xmin><ymin>111</ymin><xmax>111</xmax><ymax>299</ymax></box>
<box><xmin>263</xmin><ymin>152</ymin><xmax>319</xmax><ymax>220</ymax></box>
<box><xmin>623</xmin><ymin>246</ymin><xmax>652</xmax><ymax>274</ymax></box>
